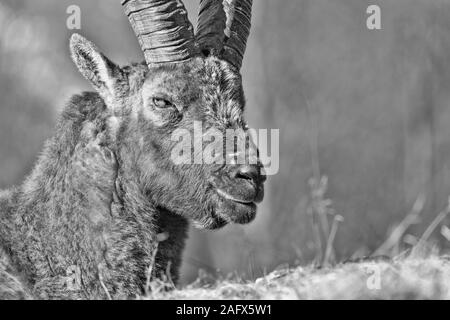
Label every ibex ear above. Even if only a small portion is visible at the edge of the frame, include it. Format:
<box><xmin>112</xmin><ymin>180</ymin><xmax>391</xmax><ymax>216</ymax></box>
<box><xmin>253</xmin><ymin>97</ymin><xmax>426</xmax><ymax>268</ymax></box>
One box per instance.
<box><xmin>70</xmin><ymin>33</ymin><xmax>121</xmax><ymax>100</ymax></box>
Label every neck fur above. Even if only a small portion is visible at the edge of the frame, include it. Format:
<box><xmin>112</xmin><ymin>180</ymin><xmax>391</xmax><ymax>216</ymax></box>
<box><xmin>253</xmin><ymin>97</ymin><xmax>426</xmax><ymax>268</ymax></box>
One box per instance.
<box><xmin>1</xmin><ymin>92</ymin><xmax>188</xmax><ymax>299</ymax></box>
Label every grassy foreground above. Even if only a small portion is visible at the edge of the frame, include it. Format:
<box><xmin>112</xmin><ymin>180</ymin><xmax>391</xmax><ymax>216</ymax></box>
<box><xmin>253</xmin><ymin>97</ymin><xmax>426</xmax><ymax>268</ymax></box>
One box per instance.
<box><xmin>146</xmin><ymin>256</ymin><xmax>450</xmax><ymax>300</ymax></box>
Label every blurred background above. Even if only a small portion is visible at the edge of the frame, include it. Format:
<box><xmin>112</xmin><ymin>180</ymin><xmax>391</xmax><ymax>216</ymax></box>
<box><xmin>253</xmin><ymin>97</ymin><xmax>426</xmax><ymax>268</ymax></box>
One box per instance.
<box><xmin>1</xmin><ymin>0</ymin><xmax>450</xmax><ymax>284</ymax></box>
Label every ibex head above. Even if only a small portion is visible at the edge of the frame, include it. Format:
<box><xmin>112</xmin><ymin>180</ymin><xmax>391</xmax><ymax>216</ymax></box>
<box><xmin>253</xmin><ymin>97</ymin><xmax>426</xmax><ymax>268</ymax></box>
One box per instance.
<box><xmin>69</xmin><ymin>0</ymin><xmax>265</xmax><ymax>229</ymax></box>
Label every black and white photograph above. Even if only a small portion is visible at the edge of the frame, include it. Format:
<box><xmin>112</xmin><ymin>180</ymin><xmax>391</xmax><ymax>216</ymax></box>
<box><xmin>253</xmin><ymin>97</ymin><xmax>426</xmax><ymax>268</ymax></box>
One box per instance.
<box><xmin>0</xmin><ymin>0</ymin><xmax>449</xmax><ymax>305</ymax></box>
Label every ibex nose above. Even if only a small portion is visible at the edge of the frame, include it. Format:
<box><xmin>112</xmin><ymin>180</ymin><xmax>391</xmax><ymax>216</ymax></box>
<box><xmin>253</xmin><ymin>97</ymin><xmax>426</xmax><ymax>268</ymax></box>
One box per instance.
<box><xmin>233</xmin><ymin>165</ymin><xmax>264</xmax><ymax>184</ymax></box>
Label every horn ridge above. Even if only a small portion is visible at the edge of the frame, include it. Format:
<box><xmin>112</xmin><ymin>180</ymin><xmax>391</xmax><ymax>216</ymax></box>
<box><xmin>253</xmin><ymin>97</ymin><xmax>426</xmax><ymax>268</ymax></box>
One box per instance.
<box><xmin>195</xmin><ymin>0</ymin><xmax>253</xmax><ymax>69</ymax></box>
<box><xmin>122</xmin><ymin>0</ymin><xmax>196</xmax><ymax>65</ymax></box>
<box><xmin>196</xmin><ymin>0</ymin><xmax>227</xmax><ymax>54</ymax></box>
<box><xmin>222</xmin><ymin>0</ymin><xmax>252</xmax><ymax>69</ymax></box>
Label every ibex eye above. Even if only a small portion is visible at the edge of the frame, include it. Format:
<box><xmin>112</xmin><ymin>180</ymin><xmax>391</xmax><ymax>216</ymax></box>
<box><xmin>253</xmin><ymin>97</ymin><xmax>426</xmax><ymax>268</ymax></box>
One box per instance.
<box><xmin>152</xmin><ymin>97</ymin><xmax>174</xmax><ymax>109</ymax></box>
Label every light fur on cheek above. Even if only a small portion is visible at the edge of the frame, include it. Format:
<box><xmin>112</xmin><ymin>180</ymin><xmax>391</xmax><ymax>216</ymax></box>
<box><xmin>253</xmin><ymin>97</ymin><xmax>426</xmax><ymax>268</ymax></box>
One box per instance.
<box><xmin>140</xmin><ymin>85</ymin><xmax>167</xmax><ymax>127</ymax></box>
<box><xmin>139</xmin><ymin>100</ymin><xmax>166</xmax><ymax>127</ymax></box>
<box><xmin>107</xmin><ymin>116</ymin><xmax>121</xmax><ymax>140</ymax></box>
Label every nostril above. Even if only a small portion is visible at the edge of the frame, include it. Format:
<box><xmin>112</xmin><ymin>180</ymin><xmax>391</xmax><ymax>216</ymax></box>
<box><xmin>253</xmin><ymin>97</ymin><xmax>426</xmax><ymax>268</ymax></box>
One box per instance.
<box><xmin>234</xmin><ymin>165</ymin><xmax>260</xmax><ymax>183</ymax></box>
<box><xmin>236</xmin><ymin>171</ymin><xmax>253</xmax><ymax>181</ymax></box>
<box><xmin>260</xmin><ymin>172</ymin><xmax>267</xmax><ymax>183</ymax></box>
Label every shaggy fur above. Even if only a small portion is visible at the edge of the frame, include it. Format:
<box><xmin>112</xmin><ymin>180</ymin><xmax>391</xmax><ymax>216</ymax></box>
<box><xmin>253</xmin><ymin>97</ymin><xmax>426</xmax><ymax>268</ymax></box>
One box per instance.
<box><xmin>0</xmin><ymin>35</ymin><xmax>264</xmax><ymax>299</ymax></box>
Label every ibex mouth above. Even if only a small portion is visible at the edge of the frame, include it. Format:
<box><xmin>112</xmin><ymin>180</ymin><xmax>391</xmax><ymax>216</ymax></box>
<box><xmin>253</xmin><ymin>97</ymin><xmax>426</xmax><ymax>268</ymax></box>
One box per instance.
<box><xmin>216</xmin><ymin>189</ymin><xmax>254</xmax><ymax>204</ymax></box>
<box><xmin>213</xmin><ymin>186</ymin><xmax>260</xmax><ymax>225</ymax></box>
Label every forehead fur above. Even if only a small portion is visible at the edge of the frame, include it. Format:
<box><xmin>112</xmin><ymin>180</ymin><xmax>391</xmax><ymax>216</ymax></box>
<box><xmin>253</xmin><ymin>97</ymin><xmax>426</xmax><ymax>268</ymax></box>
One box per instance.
<box><xmin>141</xmin><ymin>56</ymin><xmax>246</xmax><ymax>127</ymax></box>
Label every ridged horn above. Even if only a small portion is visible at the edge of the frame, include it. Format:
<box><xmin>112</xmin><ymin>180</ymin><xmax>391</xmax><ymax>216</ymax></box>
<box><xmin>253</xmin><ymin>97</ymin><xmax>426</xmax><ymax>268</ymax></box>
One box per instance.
<box><xmin>122</xmin><ymin>0</ymin><xmax>196</xmax><ymax>65</ymax></box>
<box><xmin>196</xmin><ymin>0</ymin><xmax>253</xmax><ymax>69</ymax></box>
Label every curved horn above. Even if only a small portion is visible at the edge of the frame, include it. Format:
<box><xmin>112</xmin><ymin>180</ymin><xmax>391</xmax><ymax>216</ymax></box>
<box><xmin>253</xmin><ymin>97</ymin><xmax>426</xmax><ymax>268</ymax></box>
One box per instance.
<box><xmin>122</xmin><ymin>0</ymin><xmax>196</xmax><ymax>65</ymax></box>
<box><xmin>196</xmin><ymin>0</ymin><xmax>253</xmax><ymax>69</ymax></box>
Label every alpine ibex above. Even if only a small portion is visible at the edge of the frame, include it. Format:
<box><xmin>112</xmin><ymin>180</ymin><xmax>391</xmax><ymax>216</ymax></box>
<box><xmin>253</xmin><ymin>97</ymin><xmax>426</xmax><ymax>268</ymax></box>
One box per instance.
<box><xmin>0</xmin><ymin>0</ymin><xmax>265</xmax><ymax>299</ymax></box>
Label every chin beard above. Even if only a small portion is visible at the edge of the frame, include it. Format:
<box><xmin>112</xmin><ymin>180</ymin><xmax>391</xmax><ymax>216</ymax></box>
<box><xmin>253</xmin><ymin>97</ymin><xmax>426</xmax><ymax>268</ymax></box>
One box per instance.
<box><xmin>190</xmin><ymin>202</ymin><xmax>257</xmax><ymax>230</ymax></box>
<box><xmin>159</xmin><ymin>188</ymin><xmax>258</xmax><ymax>230</ymax></box>
<box><xmin>192</xmin><ymin>214</ymin><xmax>229</xmax><ymax>230</ymax></box>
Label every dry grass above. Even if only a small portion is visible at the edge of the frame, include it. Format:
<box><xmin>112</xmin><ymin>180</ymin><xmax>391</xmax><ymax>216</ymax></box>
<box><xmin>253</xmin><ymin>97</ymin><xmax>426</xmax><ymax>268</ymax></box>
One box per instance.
<box><xmin>144</xmin><ymin>255</ymin><xmax>450</xmax><ymax>300</ymax></box>
<box><xmin>142</xmin><ymin>175</ymin><xmax>450</xmax><ymax>300</ymax></box>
